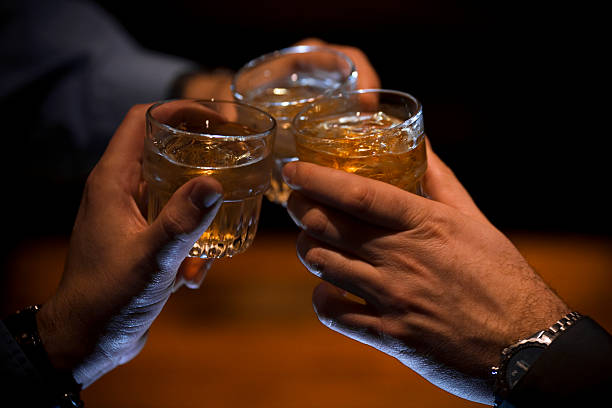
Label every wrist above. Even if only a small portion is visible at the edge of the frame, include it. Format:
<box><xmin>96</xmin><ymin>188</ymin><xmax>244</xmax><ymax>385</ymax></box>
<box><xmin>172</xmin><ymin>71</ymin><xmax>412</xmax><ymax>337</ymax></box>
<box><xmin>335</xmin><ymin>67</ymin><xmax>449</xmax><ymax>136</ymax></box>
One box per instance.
<box><xmin>4</xmin><ymin>304</ymin><xmax>84</xmax><ymax>407</ymax></box>
<box><xmin>36</xmin><ymin>300</ymin><xmax>89</xmax><ymax>374</ymax></box>
<box><xmin>491</xmin><ymin>289</ymin><xmax>571</xmax><ymax>362</ymax></box>
<box><xmin>473</xmin><ymin>300</ymin><xmax>571</xmax><ymax>379</ymax></box>
<box><xmin>491</xmin><ymin>311</ymin><xmax>583</xmax><ymax>404</ymax></box>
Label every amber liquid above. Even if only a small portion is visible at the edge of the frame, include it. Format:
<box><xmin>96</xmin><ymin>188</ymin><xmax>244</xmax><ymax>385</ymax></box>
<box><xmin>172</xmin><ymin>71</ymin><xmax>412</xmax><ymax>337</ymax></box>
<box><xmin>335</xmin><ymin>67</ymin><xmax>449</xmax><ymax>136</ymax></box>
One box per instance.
<box><xmin>246</xmin><ymin>80</ymin><xmax>341</xmax><ymax>205</ymax></box>
<box><xmin>295</xmin><ymin>112</ymin><xmax>427</xmax><ymax>194</ymax></box>
<box><xmin>143</xmin><ymin>122</ymin><xmax>271</xmax><ymax>258</ymax></box>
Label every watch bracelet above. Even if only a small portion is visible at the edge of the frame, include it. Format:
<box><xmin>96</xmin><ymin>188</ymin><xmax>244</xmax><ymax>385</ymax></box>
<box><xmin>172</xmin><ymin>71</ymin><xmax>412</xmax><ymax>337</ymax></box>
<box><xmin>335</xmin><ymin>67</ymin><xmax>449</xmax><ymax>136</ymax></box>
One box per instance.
<box><xmin>491</xmin><ymin>311</ymin><xmax>583</xmax><ymax>405</ymax></box>
<box><xmin>3</xmin><ymin>305</ymin><xmax>84</xmax><ymax>408</ymax></box>
<box><xmin>548</xmin><ymin>311</ymin><xmax>582</xmax><ymax>336</ymax></box>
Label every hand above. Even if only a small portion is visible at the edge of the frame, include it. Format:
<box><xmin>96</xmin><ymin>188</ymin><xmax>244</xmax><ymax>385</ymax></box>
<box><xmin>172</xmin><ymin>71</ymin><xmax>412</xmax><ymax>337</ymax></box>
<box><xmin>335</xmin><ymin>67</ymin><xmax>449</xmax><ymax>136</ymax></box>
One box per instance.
<box><xmin>283</xmin><ymin>142</ymin><xmax>569</xmax><ymax>404</ymax></box>
<box><xmin>35</xmin><ymin>105</ymin><xmax>223</xmax><ymax>387</ymax></box>
<box><xmin>294</xmin><ymin>38</ymin><xmax>381</xmax><ymax>89</ymax></box>
<box><xmin>180</xmin><ymin>69</ymin><xmax>234</xmax><ymax>100</ymax></box>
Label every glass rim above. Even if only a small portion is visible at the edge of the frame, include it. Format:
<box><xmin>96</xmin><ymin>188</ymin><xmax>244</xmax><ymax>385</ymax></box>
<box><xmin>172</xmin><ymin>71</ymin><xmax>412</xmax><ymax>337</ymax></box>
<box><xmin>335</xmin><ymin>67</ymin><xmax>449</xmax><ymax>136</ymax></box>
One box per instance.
<box><xmin>231</xmin><ymin>45</ymin><xmax>358</xmax><ymax>106</ymax></box>
<box><xmin>146</xmin><ymin>98</ymin><xmax>277</xmax><ymax>140</ymax></box>
<box><xmin>292</xmin><ymin>88</ymin><xmax>423</xmax><ymax>139</ymax></box>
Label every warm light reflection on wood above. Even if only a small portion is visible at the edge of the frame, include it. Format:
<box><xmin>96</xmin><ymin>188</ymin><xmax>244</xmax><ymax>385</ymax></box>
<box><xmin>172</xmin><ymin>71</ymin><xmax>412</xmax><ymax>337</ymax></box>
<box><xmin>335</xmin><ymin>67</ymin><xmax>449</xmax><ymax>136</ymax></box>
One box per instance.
<box><xmin>3</xmin><ymin>231</ymin><xmax>611</xmax><ymax>407</ymax></box>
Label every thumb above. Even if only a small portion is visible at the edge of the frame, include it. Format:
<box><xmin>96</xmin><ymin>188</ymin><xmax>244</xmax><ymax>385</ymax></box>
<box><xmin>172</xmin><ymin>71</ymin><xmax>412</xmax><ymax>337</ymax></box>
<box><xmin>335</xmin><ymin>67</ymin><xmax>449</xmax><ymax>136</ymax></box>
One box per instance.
<box><xmin>423</xmin><ymin>140</ymin><xmax>490</xmax><ymax>225</ymax></box>
<box><xmin>144</xmin><ymin>175</ymin><xmax>223</xmax><ymax>273</ymax></box>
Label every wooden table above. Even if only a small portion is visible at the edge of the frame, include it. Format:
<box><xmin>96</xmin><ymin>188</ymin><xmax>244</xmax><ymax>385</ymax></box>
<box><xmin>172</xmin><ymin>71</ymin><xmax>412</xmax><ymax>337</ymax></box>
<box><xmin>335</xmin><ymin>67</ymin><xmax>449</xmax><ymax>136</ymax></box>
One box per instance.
<box><xmin>3</xmin><ymin>229</ymin><xmax>611</xmax><ymax>407</ymax></box>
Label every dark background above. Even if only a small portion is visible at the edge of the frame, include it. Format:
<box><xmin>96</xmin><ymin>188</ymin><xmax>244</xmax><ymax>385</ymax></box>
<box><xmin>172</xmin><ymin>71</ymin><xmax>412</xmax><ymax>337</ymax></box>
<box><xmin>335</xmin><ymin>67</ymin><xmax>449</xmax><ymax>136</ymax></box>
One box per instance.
<box><xmin>2</xmin><ymin>0</ymin><xmax>607</xmax><ymax>243</ymax></box>
<box><xmin>1</xmin><ymin>3</ymin><xmax>609</xmax><ymax>404</ymax></box>
<box><xmin>90</xmin><ymin>0</ymin><xmax>607</xmax><ymax>236</ymax></box>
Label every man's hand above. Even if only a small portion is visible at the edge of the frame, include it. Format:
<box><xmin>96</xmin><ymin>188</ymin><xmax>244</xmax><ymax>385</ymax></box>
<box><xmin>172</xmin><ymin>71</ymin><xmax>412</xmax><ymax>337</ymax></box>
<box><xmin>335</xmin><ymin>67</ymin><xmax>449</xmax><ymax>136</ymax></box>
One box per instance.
<box><xmin>36</xmin><ymin>105</ymin><xmax>223</xmax><ymax>387</ymax></box>
<box><xmin>283</xmin><ymin>142</ymin><xmax>569</xmax><ymax>404</ymax></box>
<box><xmin>294</xmin><ymin>38</ymin><xmax>381</xmax><ymax>90</ymax></box>
<box><xmin>180</xmin><ymin>69</ymin><xmax>234</xmax><ymax>100</ymax></box>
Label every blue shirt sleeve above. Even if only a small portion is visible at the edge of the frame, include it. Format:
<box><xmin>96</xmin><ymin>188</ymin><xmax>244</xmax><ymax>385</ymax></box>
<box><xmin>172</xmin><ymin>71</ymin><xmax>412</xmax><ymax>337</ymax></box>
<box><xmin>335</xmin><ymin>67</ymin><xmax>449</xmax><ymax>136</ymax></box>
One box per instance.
<box><xmin>0</xmin><ymin>0</ymin><xmax>198</xmax><ymax>151</ymax></box>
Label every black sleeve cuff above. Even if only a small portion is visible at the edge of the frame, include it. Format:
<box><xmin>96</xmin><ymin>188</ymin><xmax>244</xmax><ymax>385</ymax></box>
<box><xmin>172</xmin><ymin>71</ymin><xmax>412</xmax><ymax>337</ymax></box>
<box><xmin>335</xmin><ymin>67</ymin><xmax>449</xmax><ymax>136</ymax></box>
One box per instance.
<box><xmin>506</xmin><ymin>316</ymin><xmax>612</xmax><ymax>406</ymax></box>
<box><xmin>1</xmin><ymin>320</ymin><xmax>50</xmax><ymax>406</ymax></box>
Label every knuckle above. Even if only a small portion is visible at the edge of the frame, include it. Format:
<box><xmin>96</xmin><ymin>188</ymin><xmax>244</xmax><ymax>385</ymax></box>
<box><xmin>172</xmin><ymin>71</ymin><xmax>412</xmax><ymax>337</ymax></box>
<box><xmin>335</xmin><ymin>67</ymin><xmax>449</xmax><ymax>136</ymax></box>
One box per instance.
<box><xmin>83</xmin><ymin>170</ymin><xmax>97</xmax><ymax>192</ymax></box>
<box><xmin>299</xmin><ymin>37</ymin><xmax>324</xmax><ymax>46</ymax></box>
<box><xmin>348</xmin><ymin>183</ymin><xmax>376</xmax><ymax>213</ymax></box>
<box><xmin>342</xmin><ymin>45</ymin><xmax>362</xmax><ymax>58</ymax></box>
<box><xmin>293</xmin><ymin>162</ymin><xmax>314</xmax><ymax>188</ymax></box>
<box><xmin>381</xmin><ymin>248</ymin><xmax>412</xmax><ymax>272</ymax></box>
<box><xmin>396</xmin><ymin>198</ymin><xmax>446</xmax><ymax>234</ymax></box>
<box><xmin>159</xmin><ymin>207</ymin><xmax>190</xmax><ymax>239</ymax></box>
<box><xmin>417</xmin><ymin>208</ymin><xmax>454</xmax><ymax>243</ymax></box>
<box><xmin>382</xmin><ymin>285</ymin><xmax>410</xmax><ymax>310</ymax></box>
<box><xmin>393</xmin><ymin>200</ymin><xmax>418</xmax><ymax>228</ymax></box>
<box><xmin>127</xmin><ymin>104</ymin><xmax>149</xmax><ymax>118</ymax></box>
<box><xmin>83</xmin><ymin>167</ymin><xmax>106</xmax><ymax>198</ymax></box>
<box><xmin>428</xmin><ymin>156</ymin><xmax>457</xmax><ymax>184</ymax></box>
<box><xmin>302</xmin><ymin>208</ymin><xmax>330</xmax><ymax>236</ymax></box>
<box><xmin>380</xmin><ymin>315</ymin><xmax>416</xmax><ymax>344</ymax></box>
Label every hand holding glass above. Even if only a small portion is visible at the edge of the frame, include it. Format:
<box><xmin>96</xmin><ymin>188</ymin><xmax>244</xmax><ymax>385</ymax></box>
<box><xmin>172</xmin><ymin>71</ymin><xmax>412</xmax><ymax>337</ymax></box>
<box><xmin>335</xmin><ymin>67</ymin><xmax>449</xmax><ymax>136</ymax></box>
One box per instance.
<box><xmin>232</xmin><ymin>45</ymin><xmax>358</xmax><ymax>205</ymax></box>
<box><xmin>293</xmin><ymin>89</ymin><xmax>427</xmax><ymax>195</ymax></box>
<box><xmin>143</xmin><ymin>99</ymin><xmax>276</xmax><ymax>259</ymax></box>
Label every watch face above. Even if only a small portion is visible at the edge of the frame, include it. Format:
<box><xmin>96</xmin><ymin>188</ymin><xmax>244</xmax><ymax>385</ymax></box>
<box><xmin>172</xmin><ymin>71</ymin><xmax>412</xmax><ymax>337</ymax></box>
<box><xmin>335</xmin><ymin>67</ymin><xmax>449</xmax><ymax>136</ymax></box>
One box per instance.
<box><xmin>506</xmin><ymin>345</ymin><xmax>546</xmax><ymax>388</ymax></box>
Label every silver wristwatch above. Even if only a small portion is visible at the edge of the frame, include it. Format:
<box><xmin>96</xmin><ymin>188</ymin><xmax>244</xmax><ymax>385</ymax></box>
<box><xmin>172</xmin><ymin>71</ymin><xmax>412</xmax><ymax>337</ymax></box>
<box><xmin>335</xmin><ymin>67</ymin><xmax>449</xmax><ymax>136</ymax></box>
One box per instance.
<box><xmin>491</xmin><ymin>311</ymin><xmax>583</xmax><ymax>404</ymax></box>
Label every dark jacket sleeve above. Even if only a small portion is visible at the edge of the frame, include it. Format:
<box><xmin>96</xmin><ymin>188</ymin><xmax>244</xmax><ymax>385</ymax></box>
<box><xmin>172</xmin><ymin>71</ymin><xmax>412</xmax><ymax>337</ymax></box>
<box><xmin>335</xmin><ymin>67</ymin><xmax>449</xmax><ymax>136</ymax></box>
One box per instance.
<box><xmin>0</xmin><ymin>320</ymin><xmax>56</xmax><ymax>407</ymax></box>
<box><xmin>0</xmin><ymin>0</ymin><xmax>199</xmax><ymax>237</ymax></box>
<box><xmin>505</xmin><ymin>317</ymin><xmax>612</xmax><ymax>407</ymax></box>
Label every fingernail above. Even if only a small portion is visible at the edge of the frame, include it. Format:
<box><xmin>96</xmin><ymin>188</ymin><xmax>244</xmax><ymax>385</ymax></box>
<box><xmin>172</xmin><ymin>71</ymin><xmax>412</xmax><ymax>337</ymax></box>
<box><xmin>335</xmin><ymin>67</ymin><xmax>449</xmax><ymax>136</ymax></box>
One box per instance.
<box><xmin>286</xmin><ymin>207</ymin><xmax>305</xmax><ymax>229</ymax></box>
<box><xmin>282</xmin><ymin>162</ymin><xmax>299</xmax><ymax>190</ymax></box>
<box><xmin>172</xmin><ymin>276</ymin><xmax>186</xmax><ymax>293</ymax></box>
<box><xmin>190</xmin><ymin>184</ymin><xmax>223</xmax><ymax>209</ymax></box>
<box><xmin>184</xmin><ymin>278</ymin><xmax>204</xmax><ymax>290</ymax></box>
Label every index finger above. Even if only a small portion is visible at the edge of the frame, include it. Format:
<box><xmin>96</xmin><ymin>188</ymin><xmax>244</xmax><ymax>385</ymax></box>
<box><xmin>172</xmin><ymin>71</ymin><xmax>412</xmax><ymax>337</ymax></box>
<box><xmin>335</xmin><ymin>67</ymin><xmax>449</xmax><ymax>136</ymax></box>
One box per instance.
<box><xmin>331</xmin><ymin>45</ymin><xmax>380</xmax><ymax>90</ymax></box>
<box><xmin>295</xmin><ymin>38</ymin><xmax>380</xmax><ymax>89</ymax></box>
<box><xmin>101</xmin><ymin>103</ymin><xmax>152</xmax><ymax>169</ymax></box>
<box><xmin>283</xmin><ymin>161</ymin><xmax>432</xmax><ymax>230</ymax></box>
